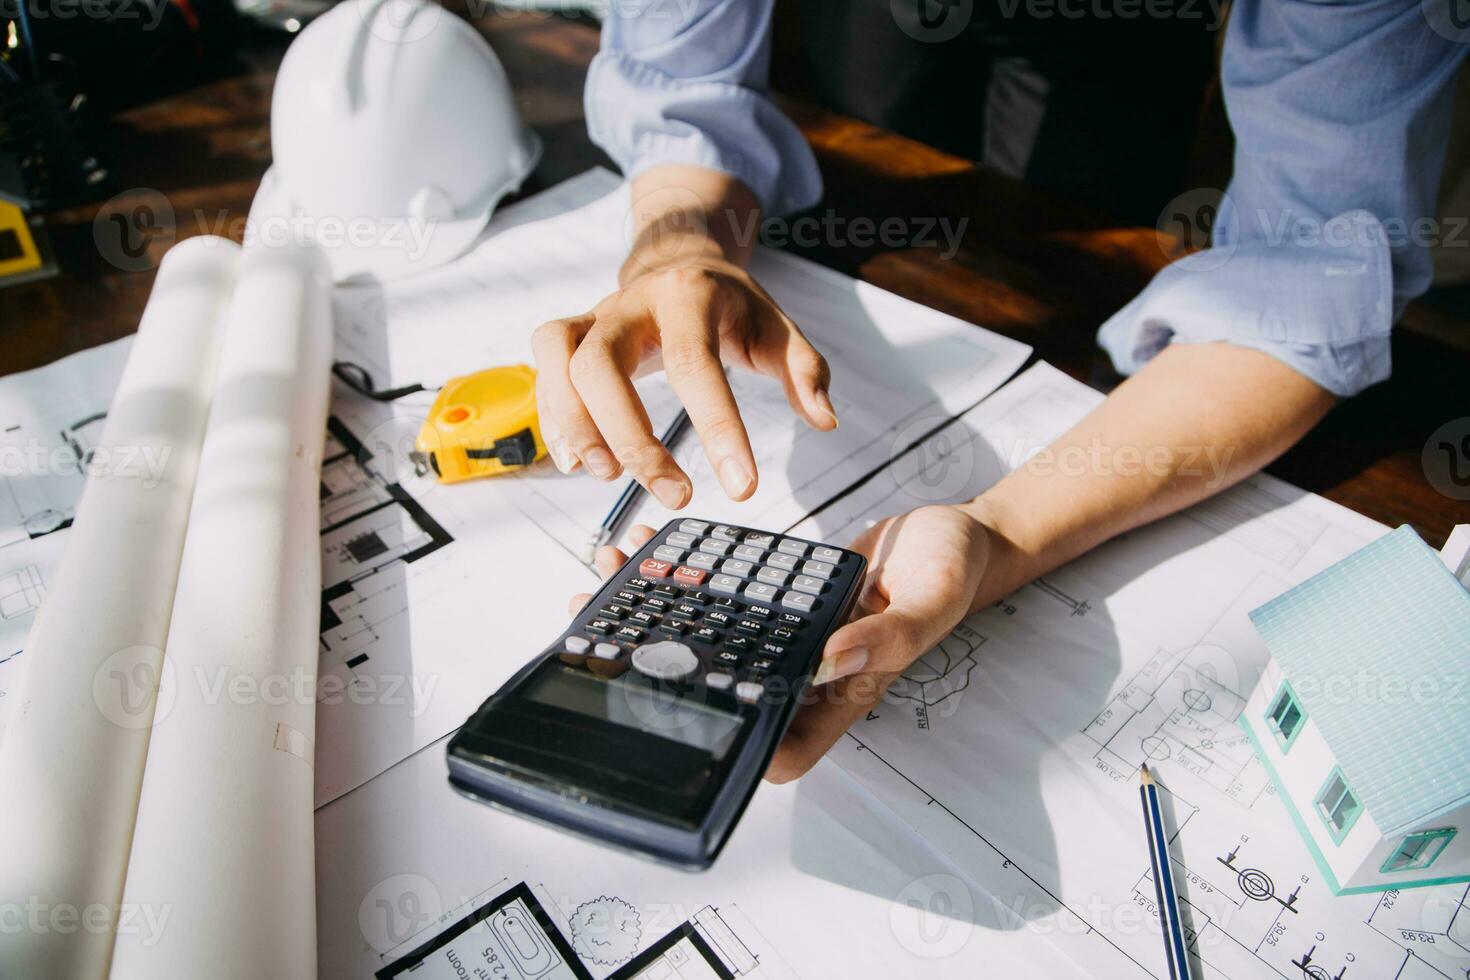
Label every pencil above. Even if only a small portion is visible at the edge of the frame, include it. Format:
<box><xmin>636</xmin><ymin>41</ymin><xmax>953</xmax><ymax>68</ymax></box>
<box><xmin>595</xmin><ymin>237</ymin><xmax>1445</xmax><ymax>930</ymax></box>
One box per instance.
<box><xmin>1141</xmin><ymin>765</ymin><xmax>1193</xmax><ymax>980</ymax></box>
<box><xmin>581</xmin><ymin>407</ymin><xmax>692</xmax><ymax>562</ymax></box>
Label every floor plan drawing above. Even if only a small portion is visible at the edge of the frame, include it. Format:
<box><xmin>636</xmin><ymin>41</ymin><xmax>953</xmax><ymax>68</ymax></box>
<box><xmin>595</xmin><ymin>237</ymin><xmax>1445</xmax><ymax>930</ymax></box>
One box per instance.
<box><xmin>377</xmin><ymin>881</ymin><xmax>590</xmax><ymax>980</ymax></box>
<box><xmin>318</xmin><ymin>415</ymin><xmax>454</xmax><ymax>688</ymax></box>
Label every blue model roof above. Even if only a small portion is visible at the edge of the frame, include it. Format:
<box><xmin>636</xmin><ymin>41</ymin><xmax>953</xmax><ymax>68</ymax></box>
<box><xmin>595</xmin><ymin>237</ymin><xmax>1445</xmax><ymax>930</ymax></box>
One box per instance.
<box><xmin>1250</xmin><ymin>525</ymin><xmax>1470</xmax><ymax>837</ymax></box>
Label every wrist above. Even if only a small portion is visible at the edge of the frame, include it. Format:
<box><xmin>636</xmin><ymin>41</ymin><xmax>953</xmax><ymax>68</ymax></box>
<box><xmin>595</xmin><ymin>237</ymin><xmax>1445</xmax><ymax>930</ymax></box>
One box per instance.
<box><xmin>959</xmin><ymin>494</ymin><xmax>1035</xmax><ymax>610</ymax></box>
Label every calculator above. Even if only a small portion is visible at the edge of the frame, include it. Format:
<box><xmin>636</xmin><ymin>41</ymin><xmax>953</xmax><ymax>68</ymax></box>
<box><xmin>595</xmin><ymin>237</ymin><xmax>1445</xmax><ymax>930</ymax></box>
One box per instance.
<box><xmin>446</xmin><ymin>518</ymin><xmax>866</xmax><ymax>869</ymax></box>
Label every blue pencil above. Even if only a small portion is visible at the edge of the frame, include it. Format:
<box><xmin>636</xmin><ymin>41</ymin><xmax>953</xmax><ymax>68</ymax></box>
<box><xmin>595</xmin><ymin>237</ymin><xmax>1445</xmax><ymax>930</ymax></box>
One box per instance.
<box><xmin>1141</xmin><ymin>765</ymin><xmax>1193</xmax><ymax>980</ymax></box>
<box><xmin>583</xmin><ymin>408</ymin><xmax>692</xmax><ymax>560</ymax></box>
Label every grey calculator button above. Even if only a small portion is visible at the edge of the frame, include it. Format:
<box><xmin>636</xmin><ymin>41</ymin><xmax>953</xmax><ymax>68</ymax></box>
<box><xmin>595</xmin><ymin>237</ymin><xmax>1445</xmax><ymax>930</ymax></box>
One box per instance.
<box><xmin>744</xmin><ymin>582</ymin><xmax>779</xmax><ymax>603</ymax></box>
<box><xmin>766</xmin><ymin>552</ymin><xmax>798</xmax><ymax>571</ymax></box>
<box><xmin>735</xmin><ymin>681</ymin><xmax>766</xmax><ymax>704</ymax></box>
<box><xmin>811</xmin><ymin>546</ymin><xmax>843</xmax><ymax>563</ymax></box>
<box><xmin>679</xmin><ymin>519</ymin><xmax>711</xmax><ymax>535</ymax></box>
<box><xmin>743</xmin><ymin>532</ymin><xmax>775</xmax><ymax>547</ymax></box>
<box><xmin>792</xmin><ymin>575</ymin><xmax>824</xmax><ymax>595</ymax></box>
<box><xmin>782</xmin><ymin>591</ymin><xmax>816</xmax><ymax>612</ymax></box>
<box><xmin>705</xmin><ymin>671</ymin><xmax>735</xmax><ymax>691</ymax></box>
<box><xmin>802</xmin><ymin>559</ymin><xmax>836</xmax><ymax>580</ymax></box>
<box><xmin>653</xmin><ymin>545</ymin><xmax>683</xmax><ymax>562</ymax></box>
<box><xmin>593</xmin><ymin>642</ymin><xmax>622</xmax><ymax>660</ymax></box>
<box><xmin>733</xmin><ymin>544</ymin><xmax>764</xmax><ymax>561</ymax></box>
<box><xmin>712</xmin><ymin>525</ymin><xmax>740</xmax><ymax>542</ymax></box>
<box><xmin>666</xmin><ymin>531</ymin><xmax>697</xmax><ymax>549</ymax></box>
<box><xmin>631</xmin><ymin>640</ymin><xmax>699</xmax><ymax>680</ymax></box>
<box><xmin>710</xmin><ymin>574</ymin><xmax>743</xmax><ymax>595</ymax></box>
<box><xmin>564</xmin><ymin>636</ymin><xmax>591</xmax><ymax>655</ymax></box>
<box><xmin>687</xmin><ymin>552</ymin><xmax>719</xmax><ymax>570</ymax></box>
<box><xmin>756</xmin><ymin>566</ymin><xmax>789</xmax><ymax>587</ymax></box>
<box><xmin>776</xmin><ymin>538</ymin><xmax>808</xmax><ymax>557</ymax></box>
<box><xmin>721</xmin><ymin>559</ymin><xmax>754</xmax><ymax>577</ymax></box>
<box><xmin>699</xmin><ymin>538</ymin><xmax>731</xmax><ymax>556</ymax></box>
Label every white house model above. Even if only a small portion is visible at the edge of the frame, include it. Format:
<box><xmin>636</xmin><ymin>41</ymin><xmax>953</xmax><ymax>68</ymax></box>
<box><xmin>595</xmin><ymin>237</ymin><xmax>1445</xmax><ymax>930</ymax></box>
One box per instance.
<box><xmin>1241</xmin><ymin>524</ymin><xmax>1470</xmax><ymax>896</ymax></box>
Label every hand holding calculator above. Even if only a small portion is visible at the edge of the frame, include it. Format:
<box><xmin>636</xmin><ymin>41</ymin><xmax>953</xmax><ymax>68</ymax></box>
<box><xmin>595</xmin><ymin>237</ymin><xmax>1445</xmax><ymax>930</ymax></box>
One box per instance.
<box><xmin>447</xmin><ymin>519</ymin><xmax>866</xmax><ymax>868</ymax></box>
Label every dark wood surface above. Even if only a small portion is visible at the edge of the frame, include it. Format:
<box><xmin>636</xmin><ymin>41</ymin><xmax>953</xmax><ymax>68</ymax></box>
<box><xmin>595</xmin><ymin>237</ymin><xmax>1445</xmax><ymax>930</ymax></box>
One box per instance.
<box><xmin>5</xmin><ymin>12</ymin><xmax>1466</xmax><ymax>543</ymax></box>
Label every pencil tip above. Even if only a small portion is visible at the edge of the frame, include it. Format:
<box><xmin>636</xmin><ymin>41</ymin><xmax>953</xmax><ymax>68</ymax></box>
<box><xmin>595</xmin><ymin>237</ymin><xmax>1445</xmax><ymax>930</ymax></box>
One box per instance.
<box><xmin>1140</xmin><ymin>764</ymin><xmax>1153</xmax><ymax>785</ymax></box>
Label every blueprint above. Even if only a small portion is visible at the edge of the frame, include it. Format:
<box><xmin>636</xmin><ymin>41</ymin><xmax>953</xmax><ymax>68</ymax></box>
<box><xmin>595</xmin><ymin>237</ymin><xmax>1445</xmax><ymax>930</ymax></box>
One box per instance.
<box><xmin>0</xmin><ymin>170</ymin><xmax>1031</xmax><ymax>811</ymax></box>
<box><xmin>0</xmin><ymin>340</ymin><xmax>131</xmax><ymax>733</ymax></box>
<box><xmin>315</xmin><ymin>727</ymin><xmax>1096</xmax><ymax>979</ymax></box>
<box><xmin>331</xmin><ymin>169</ymin><xmax>1032</xmax><ymax>558</ymax></box>
<box><xmin>796</xmin><ymin>363</ymin><xmax>1470</xmax><ymax>980</ymax></box>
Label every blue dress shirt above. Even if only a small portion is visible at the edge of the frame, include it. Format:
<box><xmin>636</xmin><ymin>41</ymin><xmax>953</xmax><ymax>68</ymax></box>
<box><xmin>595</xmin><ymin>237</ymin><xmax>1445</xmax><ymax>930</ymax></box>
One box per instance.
<box><xmin>586</xmin><ymin>0</ymin><xmax>1468</xmax><ymax>396</ymax></box>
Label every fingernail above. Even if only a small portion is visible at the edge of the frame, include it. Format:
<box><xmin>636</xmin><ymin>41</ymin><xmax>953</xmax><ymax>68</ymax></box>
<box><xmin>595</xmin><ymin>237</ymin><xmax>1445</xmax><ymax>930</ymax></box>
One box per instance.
<box><xmin>584</xmin><ymin>447</ymin><xmax>618</xmax><ymax>479</ymax></box>
<box><xmin>814</xmin><ymin>388</ymin><xmax>838</xmax><ymax>429</ymax></box>
<box><xmin>812</xmin><ymin>646</ymin><xmax>868</xmax><ymax>686</ymax></box>
<box><xmin>551</xmin><ymin>438</ymin><xmax>577</xmax><ymax>475</ymax></box>
<box><xmin>718</xmin><ymin>457</ymin><xmax>754</xmax><ymax>499</ymax></box>
<box><xmin>651</xmin><ymin>477</ymin><xmax>688</xmax><ymax>509</ymax></box>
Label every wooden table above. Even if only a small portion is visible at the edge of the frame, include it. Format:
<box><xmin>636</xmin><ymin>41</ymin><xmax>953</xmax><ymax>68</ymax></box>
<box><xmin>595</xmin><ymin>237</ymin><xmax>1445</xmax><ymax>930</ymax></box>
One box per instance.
<box><xmin>6</xmin><ymin>12</ymin><xmax>1466</xmax><ymax>543</ymax></box>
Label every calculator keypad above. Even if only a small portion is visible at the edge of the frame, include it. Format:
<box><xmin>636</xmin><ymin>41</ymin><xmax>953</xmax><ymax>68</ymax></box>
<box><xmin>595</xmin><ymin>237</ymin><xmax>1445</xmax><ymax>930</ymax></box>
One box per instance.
<box><xmin>563</xmin><ymin>522</ymin><xmax>858</xmax><ymax>702</ymax></box>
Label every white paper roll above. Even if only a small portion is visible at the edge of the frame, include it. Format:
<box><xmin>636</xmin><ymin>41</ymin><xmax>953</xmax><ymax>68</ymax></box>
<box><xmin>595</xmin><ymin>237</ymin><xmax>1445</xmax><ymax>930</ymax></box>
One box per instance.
<box><xmin>108</xmin><ymin>239</ymin><xmax>333</xmax><ymax>978</ymax></box>
<box><xmin>0</xmin><ymin>237</ymin><xmax>240</xmax><ymax>978</ymax></box>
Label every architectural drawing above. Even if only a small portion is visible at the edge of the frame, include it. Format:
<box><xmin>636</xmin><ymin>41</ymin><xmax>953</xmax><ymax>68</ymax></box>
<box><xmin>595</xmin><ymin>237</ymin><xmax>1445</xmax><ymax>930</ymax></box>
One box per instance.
<box><xmin>377</xmin><ymin>882</ymin><xmax>589</xmax><ymax>980</ymax></box>
<box><xmin>886</xmin><ymin>622</ymin><xmax>985</xmax><ymax>731</ymax></box>
<box><xmin>608</xmin><ymin>906</ymin><xmax>760</xmax><ymax>980</ymax></box>
<box><xmin>375</xmin><ymin>878</ymin><xmax>765</xmax><ymax>980</ymax></box>
<box><xmin>318</xmin><ymin>416</ymin><xmax>453</xmax><ymax>686</ymax></box>
<box><xmin>569</xmin><ymin>896</ymin><xmax>642</xmax><ymax>967</ymax></box>
<box><xmin>0</xmin><ymin>563</ymin><xmax>43</xmax><ymax>621</ymax></box>
<box><xmin>791</xmin><ymin>364</ymin><xmax>1470</xmax><ymax>980</ymax></box>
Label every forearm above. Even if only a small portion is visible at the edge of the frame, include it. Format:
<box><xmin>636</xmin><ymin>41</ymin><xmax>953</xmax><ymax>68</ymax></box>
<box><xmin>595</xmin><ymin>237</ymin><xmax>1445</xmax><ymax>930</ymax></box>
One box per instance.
<box><xmin>620</xmin><ymin>165</ymin><xmax>762</xmax><ymax>285</ymax></box>
<box><xmin>964</xmin><ymin>343</ymin><xmax>1337</xmax><ymax>604</ymax></box>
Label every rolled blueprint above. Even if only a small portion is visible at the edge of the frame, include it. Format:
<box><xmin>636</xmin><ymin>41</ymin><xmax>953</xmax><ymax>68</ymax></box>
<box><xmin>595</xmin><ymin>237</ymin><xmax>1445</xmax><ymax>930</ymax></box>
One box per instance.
<box><xmin>0</xmin><ymin>237</ymin><xmax>239</xmax><ymax>979</ymax></box>
<box><xmin>109</xmin><ymin>240</ymin><xmax>333</xmax><ymax>978</ymax></box>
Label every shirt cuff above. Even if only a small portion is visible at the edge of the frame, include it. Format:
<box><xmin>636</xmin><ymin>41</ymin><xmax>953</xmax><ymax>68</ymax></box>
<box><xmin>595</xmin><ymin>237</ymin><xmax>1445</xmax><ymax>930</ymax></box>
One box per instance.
<box><xmin>1097</xmin><ymin>209</ymin><xmax>1395</xmax><ymax>397</ymax></box>
<box><xmin>585</xmin><ymin>50</ymin><xmax>823</xmax><ymax>218</ymax></box>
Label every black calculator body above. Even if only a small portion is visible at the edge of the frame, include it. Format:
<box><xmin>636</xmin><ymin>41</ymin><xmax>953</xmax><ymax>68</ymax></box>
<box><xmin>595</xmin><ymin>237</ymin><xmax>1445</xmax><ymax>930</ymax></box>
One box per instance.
<box><xmin>447</xmin><ymin>518</ymin><xmax>866</xmax><ymax>869</ymax></box>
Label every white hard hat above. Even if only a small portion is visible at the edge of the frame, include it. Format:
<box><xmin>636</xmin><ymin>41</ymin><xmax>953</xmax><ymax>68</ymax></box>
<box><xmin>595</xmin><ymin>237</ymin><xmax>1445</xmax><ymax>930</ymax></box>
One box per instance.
<box><xmin>261</xmin><ymin>0</ymin><xmax>541</xmax><ymax>282</ymax></box>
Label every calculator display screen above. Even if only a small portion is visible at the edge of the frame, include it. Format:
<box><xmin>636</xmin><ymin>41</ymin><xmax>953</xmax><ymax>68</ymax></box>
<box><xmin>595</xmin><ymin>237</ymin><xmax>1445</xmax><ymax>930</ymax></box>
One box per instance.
<box><xmin>524</xmin><ymin>667</ymin><xmax>744</xmax><ymax>759</ymax></box>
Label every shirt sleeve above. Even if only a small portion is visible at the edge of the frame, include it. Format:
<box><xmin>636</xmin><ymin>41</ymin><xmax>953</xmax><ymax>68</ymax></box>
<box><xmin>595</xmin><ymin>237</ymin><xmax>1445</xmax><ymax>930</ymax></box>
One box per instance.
<box><xmin>1098</xmin><ymin>0</ymin><xmax>1468</xmax><ymax>397</ymax></box>
<box><xmin>584</xmin><ymin>0</ymin><xmax>823</xmax><ymax>217</ymax></box>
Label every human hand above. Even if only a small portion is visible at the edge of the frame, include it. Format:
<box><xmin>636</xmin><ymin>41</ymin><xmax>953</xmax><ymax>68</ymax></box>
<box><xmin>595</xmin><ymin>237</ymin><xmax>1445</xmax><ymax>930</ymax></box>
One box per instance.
<box><xmin>766</xmin><ymin>505</ymin><xmax>995</xmax><ymax>783</ymax></box>
<box><xmin>566</xmin><ymin>507</ymin><xmax>997</xmax><ymax>786</ymax></box>
<box><xmin>531</xmin><ymin>258</ymin><xmax>838</xmax><ymax>511</ymax></box>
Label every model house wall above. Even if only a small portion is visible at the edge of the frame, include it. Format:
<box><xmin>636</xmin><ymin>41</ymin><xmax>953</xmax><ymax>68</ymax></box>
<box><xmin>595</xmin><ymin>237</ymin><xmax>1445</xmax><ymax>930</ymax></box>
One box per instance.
<box><xmin>1243</xmin><ymin>660</ymin><xmax>1469</xmax><ymax>896</ymax></box>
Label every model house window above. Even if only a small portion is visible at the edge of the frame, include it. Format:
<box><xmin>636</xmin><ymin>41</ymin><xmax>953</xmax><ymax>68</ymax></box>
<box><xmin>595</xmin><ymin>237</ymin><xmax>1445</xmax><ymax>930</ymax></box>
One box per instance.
<box><xmin>1381</xmin><ymin>828</ymin><xmax>1457</xmax><ymax>874</ymax></box>
<box><xmin>1315</xmin><ymin>768</ymin><xmax>1362</xmax><ymax>844</ymax></box>
<box><xmin>1266</xmin><ymin>682</ymin><xmax>1305</xmax><ymax>751</ymax></box>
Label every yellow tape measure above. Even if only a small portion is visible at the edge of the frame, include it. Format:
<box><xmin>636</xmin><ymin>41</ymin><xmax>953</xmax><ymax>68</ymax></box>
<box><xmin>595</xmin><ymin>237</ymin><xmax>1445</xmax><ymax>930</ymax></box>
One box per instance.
<box><xmin>411</xmin><ymin>364</ymin><xmax>546</xmax><ymax>483</ymax></box>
